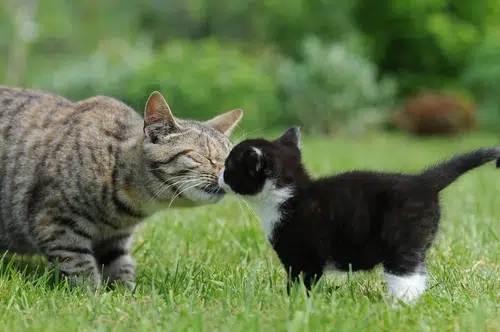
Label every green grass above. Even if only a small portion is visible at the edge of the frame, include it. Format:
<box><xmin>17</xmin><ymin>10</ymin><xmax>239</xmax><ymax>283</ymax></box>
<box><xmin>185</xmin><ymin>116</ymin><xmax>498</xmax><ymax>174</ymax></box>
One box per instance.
<box><xmin>1</xmin><ymin>132</ymin><xmax>499</xmax><ymax>331</ymax></box>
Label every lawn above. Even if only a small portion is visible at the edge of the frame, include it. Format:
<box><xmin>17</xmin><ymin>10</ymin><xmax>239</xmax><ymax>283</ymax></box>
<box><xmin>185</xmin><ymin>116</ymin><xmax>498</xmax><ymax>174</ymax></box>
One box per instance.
<box><xmin>0</xmin><ymin>132</ymin><xmax>499</xmax><ymax>331</ymax></box>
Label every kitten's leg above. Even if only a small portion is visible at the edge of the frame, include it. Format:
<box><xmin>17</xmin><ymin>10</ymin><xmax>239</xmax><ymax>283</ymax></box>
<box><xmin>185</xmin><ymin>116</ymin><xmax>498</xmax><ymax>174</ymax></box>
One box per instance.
<box><xmin>286</xmin><ymin>265</ymin><xmax>323</xmax><ymax>295</ymax></box>
<box><xmin>35</xmin><ymin>218</ymin><xmax>100</xmax><ymax>289</ymax></box>
<box><xmin>303</xmin><ymin>270</ymin><xmax>323</xmax><ymax>293</ymax></box>
<box><xmin>383</xmin><ymin>258</ymin><xmax>427</xmax><ymax>304</ymax></box>
<box><xmin>286</xmin><ymin>269</ymin><xmax>298</xmax><ymax>295</ymax></box>
<box><xmin>94</xmin><ymin>232</ymin><xmax>136</xmax><ymax>290</ymax></box>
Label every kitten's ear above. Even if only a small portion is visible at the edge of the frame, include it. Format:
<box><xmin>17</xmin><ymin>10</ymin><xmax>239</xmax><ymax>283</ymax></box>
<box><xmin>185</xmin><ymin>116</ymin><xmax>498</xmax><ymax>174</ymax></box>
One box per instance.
<box><xmin>275</xmin><ymin>127</ymin><xmax>301</xmax><ymax>149</ymax></box>
<box><xmin>144</xmin><ymin>91</ymin><xmax>181</xmax><ymax>130</ymax></box>
<box><xmin>204</xmin><ymin>109</ymin><xmax>243</xmax><ymax>136</ymax></box>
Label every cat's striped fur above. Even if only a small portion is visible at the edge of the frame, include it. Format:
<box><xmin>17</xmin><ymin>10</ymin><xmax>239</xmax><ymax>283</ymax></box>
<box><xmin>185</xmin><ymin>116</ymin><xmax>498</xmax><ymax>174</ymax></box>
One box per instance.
<box><xmin>0</xmin><ymin>86</ymin><xmax>242</xmax><ymax>289</ymax></box>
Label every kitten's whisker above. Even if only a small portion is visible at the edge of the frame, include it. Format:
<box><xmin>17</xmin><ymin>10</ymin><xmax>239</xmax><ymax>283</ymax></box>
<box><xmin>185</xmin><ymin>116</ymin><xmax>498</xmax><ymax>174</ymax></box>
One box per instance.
<box><xmin>242</xmin><ymin>200</ymin><xmax>259</xmax><ymax>220</ymax></box>
<box><xmin>235</xmin><ymin>200</ymin><xmax>253</xmax><ymax>228</ymax></box>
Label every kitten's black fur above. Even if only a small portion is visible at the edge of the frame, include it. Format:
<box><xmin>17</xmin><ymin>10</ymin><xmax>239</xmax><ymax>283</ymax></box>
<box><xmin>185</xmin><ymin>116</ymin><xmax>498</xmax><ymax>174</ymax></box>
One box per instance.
<box><xmin>219</xmin><ymin>127</ymin><xmax>500</xmax><ymax>303</ymax></box>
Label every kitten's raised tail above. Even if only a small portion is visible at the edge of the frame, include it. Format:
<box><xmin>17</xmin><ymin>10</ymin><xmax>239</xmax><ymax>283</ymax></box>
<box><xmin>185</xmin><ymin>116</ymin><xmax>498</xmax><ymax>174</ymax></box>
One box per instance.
<box><xmin>418</xmin><ymin>147</ymin><xmax>500</xmax><ymax>192</ymax></box>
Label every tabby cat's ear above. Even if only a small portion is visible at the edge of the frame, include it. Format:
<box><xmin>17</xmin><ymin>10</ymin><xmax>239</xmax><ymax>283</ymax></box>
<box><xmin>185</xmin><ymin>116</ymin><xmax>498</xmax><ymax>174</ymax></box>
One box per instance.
<box><xmin>144</xmin><ymin>91</ymin><xmax>181</xmax><ymax>129</ymax></box>
<box><xmin>275</xmin><ymin>127</ymin><xmax>301</xmax><ymax>149</ymax></box>
<box><xmin>204</xmin><ymin>109</ymin><xmax>243</xmax><ymax>136</ymax></box>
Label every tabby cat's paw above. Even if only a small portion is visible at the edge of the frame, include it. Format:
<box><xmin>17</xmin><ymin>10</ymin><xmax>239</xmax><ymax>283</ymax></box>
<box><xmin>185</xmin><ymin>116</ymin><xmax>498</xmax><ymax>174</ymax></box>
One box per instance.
<box><xmin>59</xmin><ymin>270</ymin><xmax>102</xmax><ymax>291</ymax></box>
<box><xmin>102</xmin><ymin>255</ymin><xmax>136</xmax><ymax>291</ymax></box>
<box><xmin>108</xmin><ymin>279</ymin><xmax>136</xmax><ymax>291</ymax></box>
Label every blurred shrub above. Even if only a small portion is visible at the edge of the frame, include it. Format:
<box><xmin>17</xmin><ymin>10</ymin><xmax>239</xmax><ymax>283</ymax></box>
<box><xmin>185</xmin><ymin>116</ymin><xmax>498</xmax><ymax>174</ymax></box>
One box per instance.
<box><xmin>31</xmin><ymin>38</ymin><xmax>154</xmax><ymax>100</ymax></box>
<box><xmin>276</xmin><ymin>36</ymin><xmax>396</xmax><ymax>135</ymax></box>
<box><xmin>34</xmin><ymin>39</ymin><xmax>281</xmax><ymax>130</ymax></box>
<box><xmin>355</xmin><ymin>0</ymin><xmax>489</xmax><ymax>96</ymax></box>
<box><xmin>120</xmin><ymin>39</ymin><xmax>281</xmax><ymax>129</ymax></box>
<box><xmin>387</xmin><ymin>92</ymin><xmax>477</xmax><ymax>136</ymax></box>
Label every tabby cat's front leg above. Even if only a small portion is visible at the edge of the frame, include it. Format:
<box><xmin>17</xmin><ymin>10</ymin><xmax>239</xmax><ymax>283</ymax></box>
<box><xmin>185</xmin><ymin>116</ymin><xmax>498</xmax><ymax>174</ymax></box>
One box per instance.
<box><xmin>35</xmin><ymin>216</ymin><xmax>101</xmax><ymax>289</ymax></box>
<box><xmin>94</xmin><ymin>232</ymin><xmax>136</xmax><ymax>290</ymax></box>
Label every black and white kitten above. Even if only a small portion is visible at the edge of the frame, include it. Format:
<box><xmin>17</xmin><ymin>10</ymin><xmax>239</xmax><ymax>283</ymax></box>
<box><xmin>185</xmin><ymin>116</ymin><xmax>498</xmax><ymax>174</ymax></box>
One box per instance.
<box><xmin>218</xmin><ymin>127</ymin><xmax>499</xmax><ymax>304</ymax></box>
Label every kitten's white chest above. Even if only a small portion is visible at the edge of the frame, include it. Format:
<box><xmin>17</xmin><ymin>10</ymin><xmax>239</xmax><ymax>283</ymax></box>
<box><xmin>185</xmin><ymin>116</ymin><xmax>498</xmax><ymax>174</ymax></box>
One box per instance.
<box><xmin>247</xmin><ymin>183</ymin><xmax>292</xmax><ymax>243</ymax></box>
<box><xmin>257</xmin><ymin>204</ymin><xmax>282</xmax><ymax>242</ymax></box>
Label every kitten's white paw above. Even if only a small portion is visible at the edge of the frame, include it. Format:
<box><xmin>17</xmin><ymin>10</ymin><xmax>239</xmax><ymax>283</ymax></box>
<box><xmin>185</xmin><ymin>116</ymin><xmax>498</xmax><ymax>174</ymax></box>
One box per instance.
<box><xmin>384</xmin><ymin>271</ymin><xmax>427</xmax><ymax>305</ymax></box>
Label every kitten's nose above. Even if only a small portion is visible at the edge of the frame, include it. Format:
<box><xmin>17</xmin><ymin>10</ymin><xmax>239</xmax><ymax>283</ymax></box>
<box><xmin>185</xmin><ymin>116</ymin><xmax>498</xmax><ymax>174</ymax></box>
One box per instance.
<box><xmin>218</xmin><ymin>167</ymin><xmax>225</xmax><ymax>181</ymax></box>
<box><xmin>218</xmin><ymin>167</ymin><xmax>227</xmax><ymax>189</ymax></box>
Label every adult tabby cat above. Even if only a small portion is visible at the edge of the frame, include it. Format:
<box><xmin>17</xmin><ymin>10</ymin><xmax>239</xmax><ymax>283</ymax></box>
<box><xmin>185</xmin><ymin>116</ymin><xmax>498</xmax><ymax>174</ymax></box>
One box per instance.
<box><xmin>0</xmin><ymin>86</ymin><xmax>242</xmax><ymax>289</ymax></box>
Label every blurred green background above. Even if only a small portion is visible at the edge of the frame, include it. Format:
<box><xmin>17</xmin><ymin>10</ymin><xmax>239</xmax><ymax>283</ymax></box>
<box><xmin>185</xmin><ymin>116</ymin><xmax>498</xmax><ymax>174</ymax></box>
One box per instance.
<box><xmin>1</xmin><ymin>0</ymin><xmax>499</xmax><ymax>135</ymax></box>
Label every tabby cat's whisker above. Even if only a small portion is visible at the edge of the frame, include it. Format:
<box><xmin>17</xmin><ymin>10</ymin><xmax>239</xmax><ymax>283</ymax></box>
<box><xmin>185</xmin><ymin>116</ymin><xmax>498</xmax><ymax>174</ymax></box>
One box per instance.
<box><xmin>148</xmin><ymin>178</ymin><xmax>181</xmax><ymax>203</ymax></box>
<box><xmin>168</xmin><ymin>182</ymin><xmax>204</xmax><ymax>208</ymax></box>
<box><xmin>149</xmin><ymin>178</ymin><xmax>201</xmax><ymax>204</ymax></box>
<box><xmin>235</xmin><ymin>128</ymin><xmax>264</xmax><ymax>143</ymax></box>
<box><xmin>235</xmin><ymin>200</ymin><xmax>251</xmax><ymax>226</ymax></box>
<box><xmin>148</xmin><ymin>174</ymin><xmax>200</xmax><ymax>197</ymax></box>
<box><xmin>148</xmin><ymin>177</ymin><xmax>196</xmax><ymax>205</ymax></box>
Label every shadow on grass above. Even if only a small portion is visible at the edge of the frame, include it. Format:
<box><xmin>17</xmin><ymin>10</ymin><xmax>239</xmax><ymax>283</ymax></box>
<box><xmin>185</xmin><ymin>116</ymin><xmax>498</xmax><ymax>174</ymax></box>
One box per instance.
<box><xmin>0</xmin><ymin>252</ymin><xmax>139</xmax><ymax>292</ymax></box>
<box><xmin>0</xmin><ymin>252</ymin><xmax>47</xmax><ymax>276</ymax></box>
<box><xmin>0</xmin><ymin>252</ymin><xmax>71</xmax><ymax>289</ymax></box>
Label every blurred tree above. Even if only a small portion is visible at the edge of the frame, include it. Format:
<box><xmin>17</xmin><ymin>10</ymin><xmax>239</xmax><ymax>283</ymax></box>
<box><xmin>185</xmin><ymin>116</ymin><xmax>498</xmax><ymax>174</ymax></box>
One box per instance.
<box><xmin>354</xmin><ymin>0</ymin><xmax>489</xmax><ymax>95</ymax></box>
<box><xmin>135</xmin><ymin>0</ymin><xmax>356</xmax><ymax>57</ymax></box>
<box><xmin>1</xmin><ymin>0</ymin><xmax>497</xmax><ymax>133</ymax></box>
<box><xmin>4</xmin><ymin>0</ymin><xmax>39</xmax><ymax>86</ymax></box>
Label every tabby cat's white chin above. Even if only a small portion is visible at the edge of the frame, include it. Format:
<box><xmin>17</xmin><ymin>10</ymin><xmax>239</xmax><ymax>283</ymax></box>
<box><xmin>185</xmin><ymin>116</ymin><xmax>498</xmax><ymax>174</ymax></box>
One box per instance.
<box><xmin>184</xmin><ymin>187</ymin><xmax>225</xmax><ymax>204</ymax></box>
<box><xmin>142</xmin><ymin>190</ymin><xmax>221</xmax><ymax>215</ymax></box>
<box><xmin>144</xmin><ymin>187</ymin><xmax>225</xmax><ymax>214</ymax></box>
